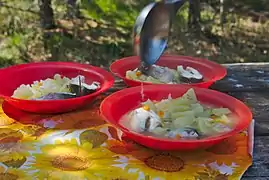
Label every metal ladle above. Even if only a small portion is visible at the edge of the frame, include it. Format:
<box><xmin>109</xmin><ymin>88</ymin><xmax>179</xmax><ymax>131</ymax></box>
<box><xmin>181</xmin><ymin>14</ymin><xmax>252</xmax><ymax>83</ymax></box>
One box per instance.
<box><xmin>133</xmin><ymin>0</ymin><xmax>187</xmax><ymax>74</ymax></box>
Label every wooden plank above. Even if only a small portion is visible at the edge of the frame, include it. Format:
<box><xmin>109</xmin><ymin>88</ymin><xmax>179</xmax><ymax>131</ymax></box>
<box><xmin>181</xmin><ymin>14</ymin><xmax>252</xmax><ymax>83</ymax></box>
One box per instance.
<box><xmin>226</xmin><ymin>92</ymin><xmax>269</xmax><ymax>123</ymax></box>
<box><xmin>243</xmin><ymin>178</ymin><xmax>269</xmax><ymax>180</ymax></box>
<box><xmin>212</xmin><ymin>64</ymin><xmax>269</xmax><ymax>92</ymax></box>
<box><xmin>223</xmin><ymin>62</ymin><xmax>269</xmax><ymax>67</ymax></box>
<box><xmin>243</xmin><ymin>136</ymin><xmax>269</xmax><ymax>178</ymax></box>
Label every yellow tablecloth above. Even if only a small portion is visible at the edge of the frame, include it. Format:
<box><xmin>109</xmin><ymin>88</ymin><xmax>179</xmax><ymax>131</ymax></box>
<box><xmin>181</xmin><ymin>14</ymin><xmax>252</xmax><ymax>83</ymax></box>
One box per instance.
<box><xmin>0</xmin><ymin>97</ymin><xmax>253</xmax><ymax>180</ymax></box>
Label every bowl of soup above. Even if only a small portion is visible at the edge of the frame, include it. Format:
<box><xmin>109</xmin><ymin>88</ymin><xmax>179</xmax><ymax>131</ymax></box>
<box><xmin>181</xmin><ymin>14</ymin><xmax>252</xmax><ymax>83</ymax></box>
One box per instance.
<box><xmin>0</xmin><ymin>62</ymin><xmax>114</xmax><ymax>113</ymax></box>
<box><xmin>100</xmin><ymin>85</ymin><xmax>252</xmax><ymax>151</ymax></box>
<box><xmin>110</xmin><ymin>55</ymin><xmax>227</xmax><ymax>88</ymax></box>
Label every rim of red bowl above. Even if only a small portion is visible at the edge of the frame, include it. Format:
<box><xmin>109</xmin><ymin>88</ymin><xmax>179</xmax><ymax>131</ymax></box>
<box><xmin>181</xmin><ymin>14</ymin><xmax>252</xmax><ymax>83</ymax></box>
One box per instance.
<box><xmin>0</xmin><ymin>61</ymin><xmax>114</xmax><ymax>103</ymax></box>
<box><xmin>110</xmin><ymin>55</ymin><xmax>227</xmax><ymax>86</ymax></box>
<box><xmin>100</xmin><ymin>84</ymin><xmax>253</xmax><ymax>144</ymax></box>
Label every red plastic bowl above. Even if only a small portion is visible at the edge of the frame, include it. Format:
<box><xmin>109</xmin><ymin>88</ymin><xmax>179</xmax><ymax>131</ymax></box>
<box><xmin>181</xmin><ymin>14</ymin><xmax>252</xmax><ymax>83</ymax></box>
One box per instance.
<box><xmin>100</xmin><ymin>85</ymin><xmax>252</xmax><ymax>151</ymax></box>
<box><xmin>0</xmin><ymin>62</ymin><xmax>114</xmax><ymax>114</ymax></box>
<box><xmin>110</xmin><ymin>55</ymin><xmax>227</xmax><ymax>88</ymax></box>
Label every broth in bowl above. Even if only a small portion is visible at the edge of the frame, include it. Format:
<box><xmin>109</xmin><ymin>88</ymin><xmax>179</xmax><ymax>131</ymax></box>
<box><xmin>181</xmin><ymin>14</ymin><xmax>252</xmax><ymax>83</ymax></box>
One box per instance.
<box><xmin>110</xmin><ymin>55</ymin><xmax>227</xmax><ymax>88</ymax></box>
<box><xmin>100</xmin><ymin>84</ymin><xmax>252</xmax><ymax>150</ymax></box>
<box><xmin>12</xmin><ymin>74</ymin><xmax>100</xmax><ymax>100</ymax></box>
<box><xmin>126</xmin><ymin>65</ymin><xmax>204</xmax><ymax>84</ymax></box>
<box><xmin>120</xmin><ymin>88</ymin><xmax>236</xmax><ymax>140</ymax></box>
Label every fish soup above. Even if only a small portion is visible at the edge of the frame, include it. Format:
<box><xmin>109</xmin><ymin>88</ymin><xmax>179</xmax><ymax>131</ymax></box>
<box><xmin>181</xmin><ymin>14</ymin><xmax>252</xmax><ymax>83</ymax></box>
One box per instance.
<box><xmin>125</xmin><ymin>65</ymin><xmax>204</xmax><ymax>84</ymax></box>
<box><xmin>12</xmin><ymin>74</ymin><xmax>100</xmax><ymax>100</ymax></box>
<box><xmin>119</xmin><ymin>88</ymin><xmax>237</xmax><ymax>140</ymax></box>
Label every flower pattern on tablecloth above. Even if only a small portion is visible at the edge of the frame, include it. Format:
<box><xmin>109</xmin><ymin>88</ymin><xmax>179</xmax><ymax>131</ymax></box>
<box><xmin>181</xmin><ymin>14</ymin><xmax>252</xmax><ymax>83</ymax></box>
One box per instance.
<box><xmin>0</xmin><ymin>165</ymin><xmax>28</xmax><ymax>180</ymax></box>
<box><xmin>27</xmin><ymin>138</ymin><xmax>136</xmax><ymax>180</ymax></box>
<box><xmin>0</xmin><ymin>100</ymin><xmax>253</xmax><ymax>180</ymax></box>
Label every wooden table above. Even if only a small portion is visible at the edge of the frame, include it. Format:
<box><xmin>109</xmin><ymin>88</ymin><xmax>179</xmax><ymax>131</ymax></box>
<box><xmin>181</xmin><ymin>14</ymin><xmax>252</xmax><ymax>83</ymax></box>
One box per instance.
<box><xmin>111</xmin><ymin>62</ymin><xmax>269</xmax><ymax>179</ymax></box>
<box><xmin>0</xmin><ymin>62</ymin><xmax>266</xmax><ymax>179</ymax></box>
<box><xmin>213</xmin><ymin>63</ymin><xmax>269</xmax><ymax>180</ymax></box>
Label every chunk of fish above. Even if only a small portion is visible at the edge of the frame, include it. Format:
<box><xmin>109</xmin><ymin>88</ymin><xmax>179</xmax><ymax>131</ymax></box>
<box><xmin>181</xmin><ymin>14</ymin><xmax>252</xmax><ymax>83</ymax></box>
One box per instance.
<box><xmin>33</xmin><ymin>92</ymin><xmax>77</xmax><ymax>100</ymax></box>
<box><xmin>177</xmin><ymin>66</ymin><xmax>203</xmax><ymax>83</ymax></box>
<box><xmin>69</xmin><ymin>76</ymin><xmax>100</xmax><ymax>96</ymax></box>
<box><xmin>166</xmin><ymin>127</ymin><xmax>200</xmax><ymax>139</ymax></box>
<box><xmin>146</xmin><ymin>65</ymin><xmax>175</xmax><ymax>83</ymax></box>
<box><xmin>129</xmin><ymin>107</ymin><xmax>163</xmax><ymax>133</ymax></box>
<box><xmin>69</xmin><ymin>82</ymin><xmax>100</xmax><ymax>96</ymax></box>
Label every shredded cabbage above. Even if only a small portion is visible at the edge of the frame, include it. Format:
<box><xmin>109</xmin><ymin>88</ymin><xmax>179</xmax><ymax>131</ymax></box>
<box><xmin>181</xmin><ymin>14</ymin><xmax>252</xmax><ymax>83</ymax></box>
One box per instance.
<box><xmin>137</xmin><ymin>88</ymin><xmax>234</xmax><ymax>137</ymax></box>
<box><xmin>125</xmin><ymin>65</ymin><xmax>203</xmax><ymax>84</ymax></box>
<box><xmin>12</xmin><ymin>74</ymin><xmax>84</xmax><ymax>100</ymax></box>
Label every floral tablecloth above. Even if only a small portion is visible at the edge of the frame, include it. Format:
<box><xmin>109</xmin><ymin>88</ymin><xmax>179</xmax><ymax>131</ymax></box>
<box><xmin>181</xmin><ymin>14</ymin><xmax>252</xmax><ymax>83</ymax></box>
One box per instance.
<box><xmin>0</xmin><ymin>96</ymin><xmax>254</xmax><ymax>180</ymax></box>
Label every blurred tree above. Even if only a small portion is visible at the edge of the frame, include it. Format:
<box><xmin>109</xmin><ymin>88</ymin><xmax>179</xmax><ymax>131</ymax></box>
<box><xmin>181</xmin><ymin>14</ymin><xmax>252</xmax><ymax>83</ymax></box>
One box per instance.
<box><xmin>188</xmin><ymin>0</ymin><xmax>201</xmax><ymax>30</ymax></box>
<box><xmin>66</xmin><ymin>0</ymin><xmax>81</xmax><ymax>18</ymax></box>
<box><xmin>39</xmin><ymin>0</ymin><xmax>55</xmax><ymax>29</ymax></box>
<box><xmin>219</xmin><ymin>0</ymin><xmax>229</xmax><ymax>30</ymax></box>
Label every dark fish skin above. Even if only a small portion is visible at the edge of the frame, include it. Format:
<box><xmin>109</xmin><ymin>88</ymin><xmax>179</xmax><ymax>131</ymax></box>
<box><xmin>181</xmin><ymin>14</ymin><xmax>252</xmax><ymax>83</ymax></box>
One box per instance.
<box><xmin>167</xmin><ymin>127</ymin><xmax>201</xmax><ymax>140</ymax></box>
<box><xmin>33</xmin><ymin>93</ymin><xmax>77</xmax><ymax>100</ymax></box>
<box><xmin>146</xmin><ymin>65</ymin><xmax>174</xmax><ymax>83</ymax></box>
<box><xmin>69</xmin><ymin>83</ymin><xmax>98</xmax><ymax>97</ymax></box>
<box><xmin>180</xmin><ymin>76</ymin><xmax>203</xmax><ymax>84</ymax></box>
<box><xmin>144</xmin><ymin>65</ymin><xmax>204</xmax><ymax>84</ymax></box>
<box><xmin>183</xmin><ymin>127</ymin><xmax>201</xmax><ymax>137</ymax></box>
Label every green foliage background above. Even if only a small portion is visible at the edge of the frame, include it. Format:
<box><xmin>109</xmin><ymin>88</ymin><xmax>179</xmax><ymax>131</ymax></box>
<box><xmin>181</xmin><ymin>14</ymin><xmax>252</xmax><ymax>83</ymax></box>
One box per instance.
<box><xmin>1</xmin><ymin>0</ymin><xmax>269</xmax><ymax>67</ymax></box>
